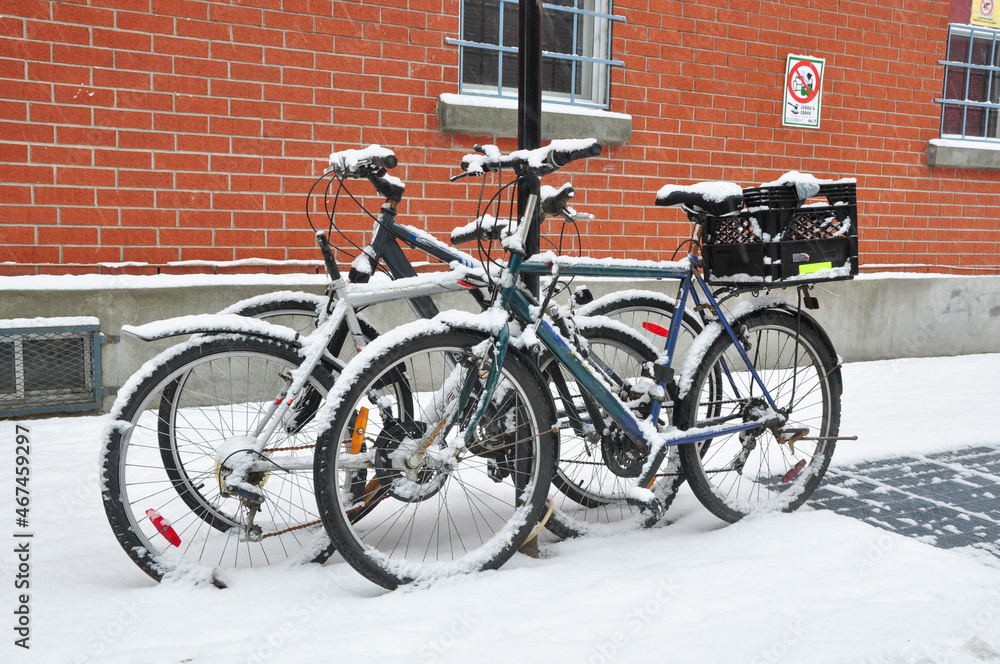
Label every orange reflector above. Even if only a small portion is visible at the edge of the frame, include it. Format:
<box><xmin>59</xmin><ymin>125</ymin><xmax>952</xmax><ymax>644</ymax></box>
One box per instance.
<box><xmin>350</xmin><ymin>407</ymin><xmax>369</xmax><ymax>454</ymax></box>
<box><xmin>642</xmin><ymin>322</ymin><xmax>669</xmax><ymax>338</ymax></box>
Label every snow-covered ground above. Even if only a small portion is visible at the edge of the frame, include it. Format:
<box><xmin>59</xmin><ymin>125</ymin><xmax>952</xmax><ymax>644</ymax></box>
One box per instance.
<box><xmin>2</xmin><ymin>354</ymin><xmax>1000</xmax><ymax>664</ymax></box>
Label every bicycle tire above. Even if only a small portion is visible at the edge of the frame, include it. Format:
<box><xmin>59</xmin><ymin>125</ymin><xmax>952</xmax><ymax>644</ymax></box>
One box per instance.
<box><xmin>226</xmin><ymin>292</ymin><xmax>326</xmax><ymax>335</ymax></box>
<box><xmin>543</xmin><ymin>317</ymin><xmax>683</xmax><ymax>537</ymax></box>
<box><xmin>101</xmin><ymin>335</ymin><xmax>338</xmax><ymax>582</ymax></box>
<box><xmin>577</xmin><ymin>289</ymin><xmax>702</xmax><ymax>360</ymax></box>
<box><xmin>540</xmin><ymin>292</ymin><xmax>704</xmax><ymax>536</ymax></box>
<box><xmin>226</xmin><ymin>292</ymin><xmax>381</xmax><ymax>361</ymax></box>
<box><xmin>314</xmin><ymin>328</ymin><xmax>557</xmax><ymax>589</ymax></box>
<box><xmin>677</xmin><ymin>308</ymin><xmax>842</xmax><ymax>522</ymax></box>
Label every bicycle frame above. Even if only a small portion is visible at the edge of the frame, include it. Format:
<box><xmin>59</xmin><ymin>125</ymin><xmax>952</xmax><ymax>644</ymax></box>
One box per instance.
<box><xmin>216</xmin><ymin>267</ymin><xmax>487</xmax><ymax>477</ymax></box>
<box><xmin>344</xmin><ymin>174</ymin><xmax>487</xmax><ymax>322</ymax></box>
<box><xmin>473</xmin><ymin>199</ymin><xmax>792</xmax><ymax>512</ymax></box>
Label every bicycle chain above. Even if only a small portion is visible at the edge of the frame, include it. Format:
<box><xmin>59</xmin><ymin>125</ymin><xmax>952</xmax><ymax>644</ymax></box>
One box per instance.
<box><xmin>559</xmin><ymin>458</ymin><xmax>680</xmax><ymax>476</ymax></box>
<box><xmin>259</xmin><ymin>426</ymin><xmax>565</xmax><ymax>539</ymax></box>
<box><xmin>256</xmin><ymin>444</ymin><xmax>319</xmax><ymax>538</ymax></box>
<box><xmin>266</xmin><ymin>444</ymin><xmax>316</xmax><ymax>452</ymax></box>
<box><xmin>262</xmin><ymin>518</ymin><xmax>323</xmax><ymax>539</ymax></box>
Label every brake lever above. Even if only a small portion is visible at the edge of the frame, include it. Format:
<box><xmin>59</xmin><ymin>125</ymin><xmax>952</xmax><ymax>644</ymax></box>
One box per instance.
<box><xmin>561</xmin><ymin>209</ymin><xmax>595</xmax><ymax>222</ymax></box>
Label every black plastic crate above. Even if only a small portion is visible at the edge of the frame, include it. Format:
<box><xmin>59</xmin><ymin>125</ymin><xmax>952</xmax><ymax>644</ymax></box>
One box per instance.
<box><xmin>702</xmin><ymin>180</ymin><xmax>858</xmax><ymax>287</ymax></box>
<box><xmin>740</xmin><ymin>181</ymin><xmax>857</xmax><ymax>239</ymax></box>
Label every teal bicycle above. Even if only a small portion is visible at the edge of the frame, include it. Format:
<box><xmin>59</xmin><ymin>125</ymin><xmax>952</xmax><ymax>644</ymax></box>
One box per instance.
<box><xmin>313</xmin><ymin>139</ymin><xmax>855</xmax><ymax>588</ymax></box>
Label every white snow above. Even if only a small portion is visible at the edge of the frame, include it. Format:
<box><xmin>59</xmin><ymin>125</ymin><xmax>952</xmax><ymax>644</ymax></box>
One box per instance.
<box><xmin>655</xmin><ymin>180</ymin><xmax>744</xmax><ymax>205</ymax></box>
<box><xmin>931</xmin><ymin>137</ymin><xmax>1000</xmax><ymax>152</ymax></box>
<box><xmin>461</xmin><ymin>138</ymin><xmax>600</xmax><ymax>175</ymax></box>
<box><xmin>0</xmin><ymin>273</ymin><xmax>330</xmax><ymax>291</ymax></box>
<box><xmin>439</xmin><ymin>92</ymin><xmax>632</xmax><ymax>120</ymax></box>
<box><xmin>524</xmin><ymin>250</ymin><xmax>691</xmax><ymax>273</ymax></box>
<box><xmin>121</xmin><ymin>314</ymin><xmax>301</xmax><ymax>343</ymax></box>
<box><xmin>760</xmin><ymin>170</ymin><xmax>856</xmax><ymax>192</ymax></box>
<box><xmin>449</xmin><ymin>213</ymin><xmax>514</xmax><ymax>245</ymax></box>
<box><xmin>327</xmin><ymin>144</ymin><xmax>397</xmax><ymax>173</ymax></box>
<box><xmin>0</xmin><ymin>316</ymin><xmax>100</xmax><ymax>329</ymax></box>
<box><xmin>3</xmin><ymin>353</ymin><xmax>1000</xmax><ymax>662</ymax></box>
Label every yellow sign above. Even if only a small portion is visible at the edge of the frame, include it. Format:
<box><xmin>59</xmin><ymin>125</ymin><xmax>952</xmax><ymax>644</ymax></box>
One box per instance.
<box><xmin>799</xmin><ymin>262</ymin><xmax>833</xmax><ymax>275</ymax></box>
<box><xmin>971</xmin><ymin>0</ymin><xmax>1000</xmax><ymax>28</ymax></box>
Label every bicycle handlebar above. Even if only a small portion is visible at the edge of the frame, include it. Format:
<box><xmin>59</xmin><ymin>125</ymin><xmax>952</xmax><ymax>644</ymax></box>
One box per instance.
<box><xmin>328</xmin><ymin>145</ymin><xmax>398</xmax><ymax>177</ymax></box>
<box><xmin>455</xmin><ymin>139</ymin><xmax>602</xmax><ymax>180</ymax></box>
<box><xmin>548</xmin><ymin>141</ymin><xmax>602</xmax><ymax>168</ymax></box>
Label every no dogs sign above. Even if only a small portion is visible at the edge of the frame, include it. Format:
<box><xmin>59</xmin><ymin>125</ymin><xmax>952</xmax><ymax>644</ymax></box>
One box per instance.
<box><xmin>783</xmin><ymin>54</ymin><xmax>825</xmax><ymax>129</ymax></box>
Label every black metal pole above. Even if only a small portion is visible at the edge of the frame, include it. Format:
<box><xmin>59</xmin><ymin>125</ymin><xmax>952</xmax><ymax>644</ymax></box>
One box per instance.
<box><xmin>518</xmin><ymin>0</ymin><xmax>543</xmax><ymax>294</ymax></box>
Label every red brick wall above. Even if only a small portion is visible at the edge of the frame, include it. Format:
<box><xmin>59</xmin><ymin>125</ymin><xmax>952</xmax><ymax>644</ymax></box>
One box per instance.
<box><xmin>1</xmin><ymin>0</ymin><xmax>998</xmax><ymax>275</ymax></box>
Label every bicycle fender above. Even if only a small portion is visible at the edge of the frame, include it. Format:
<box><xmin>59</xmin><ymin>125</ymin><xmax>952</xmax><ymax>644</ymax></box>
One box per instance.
<box><xmin>121</xmin><ymin>314</ymin><xmax>301</xmax><ymax>345</ymax></box>
<box><xmin>677</xmin><ymin>296</ymin><xmax>837</xmax><ymax>399</ymax></box>
<box><xmin>219</xmin><ymin>290</ymin><xmax>327</xmax><ymax>316</ymax></box>
<box><xmin>753</xmin><ymin>299</ymin><xmax>840</xmax><ymax>359</ymax></box>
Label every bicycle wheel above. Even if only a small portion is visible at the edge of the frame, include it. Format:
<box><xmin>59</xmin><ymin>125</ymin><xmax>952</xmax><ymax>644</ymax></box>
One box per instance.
<box><xmin>314</xmin><ymin>328</ymin><xmax>557</xmax><ymax>589</ymax></box>
<box><xmin>677</xmin><ymin>308</ymin><xmax>842</xmax><ymax>522</ymax></box>
<box><xmin>544</xmin><ymin>317</ymin><xmax>680</xmax><ymax>537</ymax></box>
<box><xmin>577</xmin><ymin>289</ymin><xmax>702</xmax><ymax>361</ymax></box>
<box><xmin>101</xmin><ymin>335</ymin><xmax>337</xmax><ymax>582</ymax></box>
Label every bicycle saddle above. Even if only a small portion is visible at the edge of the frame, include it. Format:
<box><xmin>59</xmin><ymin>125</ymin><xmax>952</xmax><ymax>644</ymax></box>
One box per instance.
<box><xmin>655</xmin><ymin>181</ymin><xmax>744</xmax><ymax>217</ymax></box>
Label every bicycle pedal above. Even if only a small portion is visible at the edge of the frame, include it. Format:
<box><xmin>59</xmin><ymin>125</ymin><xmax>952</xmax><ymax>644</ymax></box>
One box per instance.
<box><xmin>625</xmin><ymin>491</ymin><xmax>665</xmax><ymax>521</ymax></box>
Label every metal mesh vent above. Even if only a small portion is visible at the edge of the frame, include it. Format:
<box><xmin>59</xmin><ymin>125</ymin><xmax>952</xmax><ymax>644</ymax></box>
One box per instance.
<box><xmin>0</xmin><ymin>324</ymin><xmax>102</xmax><ymax>418</ymax></box>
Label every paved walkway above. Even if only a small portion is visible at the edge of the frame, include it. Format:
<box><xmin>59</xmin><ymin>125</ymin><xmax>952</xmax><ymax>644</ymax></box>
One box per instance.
<box><xmin>811</xmin><ymin>446</ymin><xmax>1000</xmax><ymax>558</ymax></box>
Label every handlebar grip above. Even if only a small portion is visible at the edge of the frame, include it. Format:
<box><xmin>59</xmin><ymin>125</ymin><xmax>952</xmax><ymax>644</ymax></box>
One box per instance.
<box><xmin>549</xmin><ymin>142</ymin><xmax>602</xmax><ymax>168</ymax></box>
<box><xmin>450</xmin><ymin>227</ymin><xmax>480</xmax><ymax>246</ymax></box>
<box><xmin>376</xmin><ymin>154</ymin><xmax>398</xmax><ymax>170</ymax></box>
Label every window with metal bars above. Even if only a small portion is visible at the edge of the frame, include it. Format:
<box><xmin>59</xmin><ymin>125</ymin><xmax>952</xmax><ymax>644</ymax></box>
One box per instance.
<box><xmin>451</xmin><ymin>0</ymin><xmax>621</xmax><ymax>108</ymax></box>
<box><xmin>939</xmin><ymin>24</ymin><xmax>1000</xmax><ymax>141</ymax></box>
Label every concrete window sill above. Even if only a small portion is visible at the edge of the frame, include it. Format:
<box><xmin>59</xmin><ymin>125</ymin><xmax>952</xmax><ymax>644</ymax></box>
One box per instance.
<box><xmin>926</xmin><ymin>138</ymin><xmax>1000</xmax><ymax>169</ymax></box>
<box><xmin>437</xmin><ymin>93</ymin><xmax>632</xmax><ymax>145</ymax></box>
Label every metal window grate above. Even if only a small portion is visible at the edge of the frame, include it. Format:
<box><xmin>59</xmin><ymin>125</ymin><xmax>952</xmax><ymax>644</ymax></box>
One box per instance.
<box><xmin>450</xmin><ymin>0</ymin><xmax>623</xmax><ymax>108</ymax></box>
<box><xmin>937</xmin><ymin>24</ymin><xmax>1000</xmax><ymax>142</ymax></box>
<box><xmin>0</xmin><ymin>320</ymin><xmax>111</xmax><ymax>418</ymax></box>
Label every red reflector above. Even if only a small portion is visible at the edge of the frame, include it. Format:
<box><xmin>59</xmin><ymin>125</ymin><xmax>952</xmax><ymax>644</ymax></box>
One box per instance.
<box><xmin>782</xmin><ymin>459</ymin><xmax>807</xmax><ymax>484</ymax></box>
<box><xmin>642</xmin><ymin>322</ymin><xmax>669</xmax><ymax>337</ymax></box>
<box><xmin>146</xmin><ymin>508</ymin><xmax>182</xmax><ymax>547</ymax></box>
<box><xmin>457</xmin><ymin>280</ymin><xmax>477</xmax><ymax>289</ymax></box>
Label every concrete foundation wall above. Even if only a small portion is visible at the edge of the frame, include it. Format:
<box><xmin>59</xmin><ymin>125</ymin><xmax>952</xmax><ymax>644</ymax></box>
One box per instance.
<box><xmin>2</xmin><ymin>273</ymin><xmax>998</xmax><ymax>414</ymax></box>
